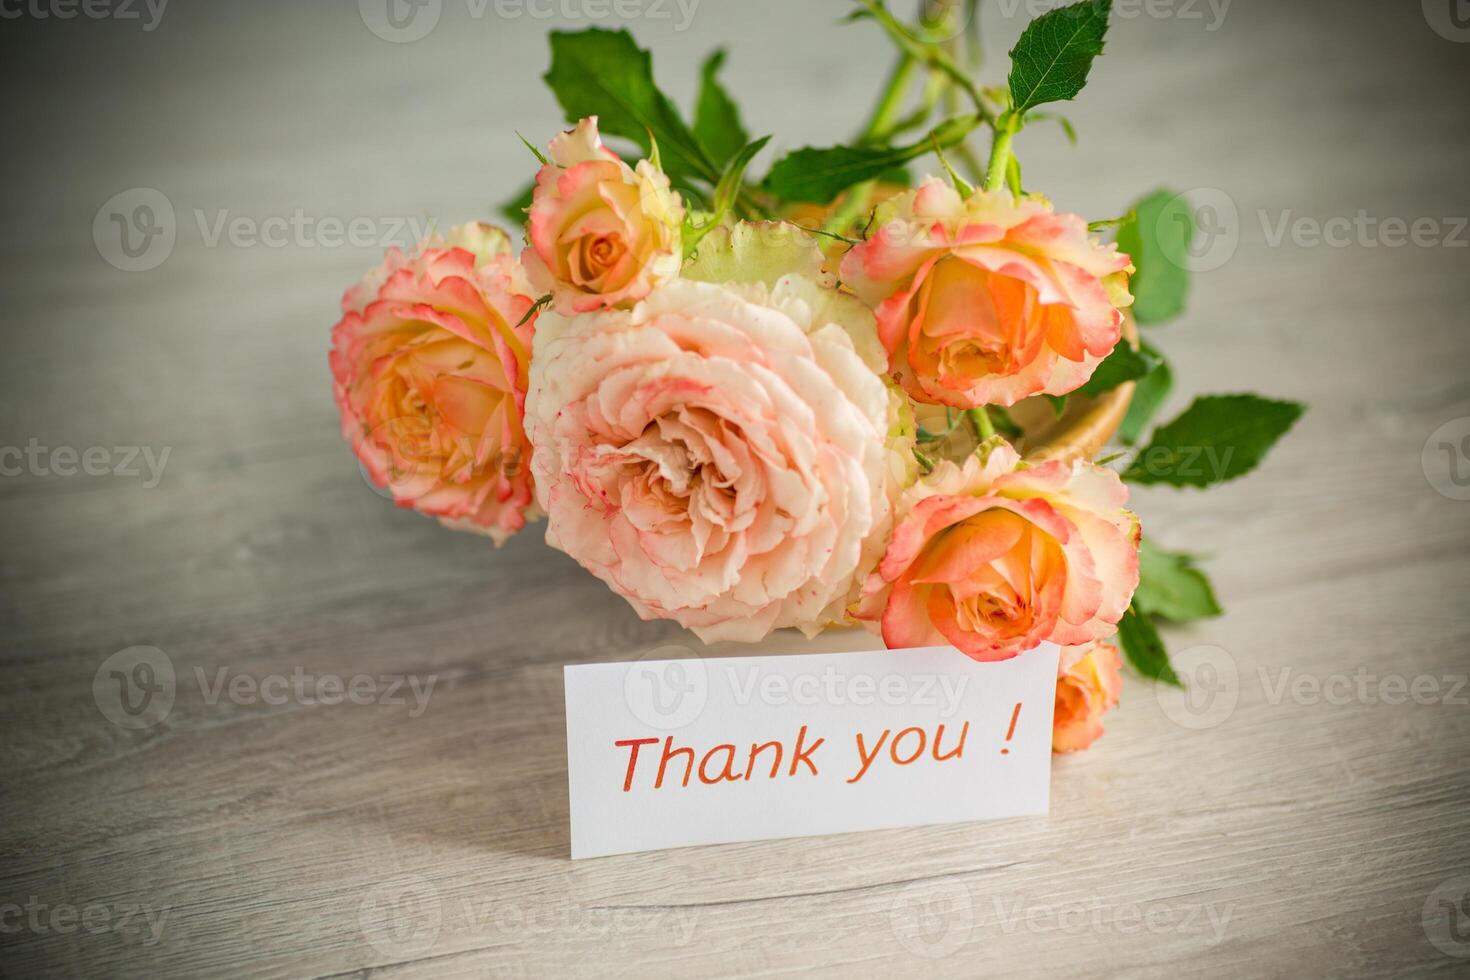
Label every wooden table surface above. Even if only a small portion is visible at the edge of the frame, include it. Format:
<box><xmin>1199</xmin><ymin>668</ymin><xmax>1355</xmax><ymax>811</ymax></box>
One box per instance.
<box><xmin>2</xmin><ymin>0</ymin><xmax>1467</xmax><ymax>976</ymax></box>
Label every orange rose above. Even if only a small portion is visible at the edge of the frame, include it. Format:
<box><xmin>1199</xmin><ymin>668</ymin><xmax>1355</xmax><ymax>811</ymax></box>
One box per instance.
<box><xmin>854</xmin><ymin>443</ymin><xmax>1139</xmax><ymax>661</ymax></box>
<box><xmin>1053</xmin><ymin>641</ymin><xmax>1123</xmax><ymax>753</ymax></box>
<box><xmin>840</xmin><ymin>179</ymin><xmax>1133</xmax><ymax>408</ymax></box>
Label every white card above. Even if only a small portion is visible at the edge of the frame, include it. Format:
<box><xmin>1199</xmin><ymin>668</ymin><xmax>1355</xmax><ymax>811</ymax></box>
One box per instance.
<box><xmin>563</xmin><ymin>644</ymin><xmax>1059</xmax><ymax>859</ymax></box>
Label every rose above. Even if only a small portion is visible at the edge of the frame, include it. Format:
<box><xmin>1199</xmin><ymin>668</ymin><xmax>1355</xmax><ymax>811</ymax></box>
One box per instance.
<box><xmin>840</xmin><ymin>179</ymin><xmax>1133</xmax><ymax>408</ymax></box>
<box><xmin>1053</xmin><ymin>641</ymin><xmax>1123</xmax><ymax>753</ymax></box>
<box><xmin>854</xmin><ymin>443</ymin><xmax>1139</xmax><ymax>660</ymax></box>
<box><xmin>526</xmin><ymin>233</ymin><xmax>911</xmax><ymax>643</ymax></box>
<box><xmin>330</xmin><ymin>222</ymin><xmax>541</xmax><ymax>544</ymax></box>
<box><xmin>523</xmin><ymin>116</ymin><xmax>683</xmax><ymax>315</ymax></box>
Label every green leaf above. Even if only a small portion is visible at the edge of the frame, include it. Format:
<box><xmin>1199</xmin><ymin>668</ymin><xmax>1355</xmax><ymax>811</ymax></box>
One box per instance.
<box><xmin>1117</xmin><ymin>605</ymin><xmax>1182</xmax><ymax>686</ymax></box>
<box><xmin>711</xmin><ymin>135</ymin><xmax>769</xmax><ymax>215</ymax></box>
<box><xmin>516</xmin><ymin>131</ymin><xmax>548</xmax><ymax>166</ymax></box>
<box><xmin>693</xmin><ymin>49</ymin><xmax>748</xmax><ymax>169</ymax></box>
<box><xmin>685</xmin><ymin>136</ymin><xmax>772</xmax><ymax>257</ymax></box>
<box><xmin>1007</xmin><ymin>0</ymin><xmax>1113</xmax><ymax>116</ymax></box>
<box><xmin>1077</xmin><ymin>342</ymin><xmax>1161</xmax><ymax>397</ymax></box>
<box><xmin>988</xmin><ymin>405</ymin><xmax>1024</xmax><ymax>440</ymax></box>
<box><xmin>1123</xmin><ymin>394</ymin><xmax>1305</xmax><ymax>487</ymax></box>
<box><xmin>762</xmin><ymin>115</ymin><xmax>980</xmax><ymax>204</ymax></box>
<box><xmin>498</xmin><ymin>181</ymin><xmax>535</xmax><ymax>225</ymax></box>
<box><xmin>1118</xmin><ymin>347</ymin><xmax>1171</xmax><ymax>445</ymax></box>
<box><xmin>1043</xmin><ymin>393</ymin><xmax>1068</xmax><ymax>416</ymax></box>
<box><xmin>1117</xmin><ymin>188</ymin><xmax>1193</xmax><ymax>324</ymax></box>
<box><xmin>876</xmin><ymin>164</ymin><xmax>912</xmax><ymax>187</ymax></box>
<box><xmin>545</xmin><ymin>29</ymin><xmax>716</xmax><ymax>183</ymax></box>
<box><xmin>1135</xmin><ymin>539</ymin><xmax>1222</xmax><ymax>622</ymax></box>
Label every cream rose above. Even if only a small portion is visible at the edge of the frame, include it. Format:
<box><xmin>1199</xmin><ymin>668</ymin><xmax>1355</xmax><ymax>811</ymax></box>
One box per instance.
<box><xmin>330</xmin><ymin>222</ymin><xmax>540</xmax><ymax>544</ymax></box>
<box><xmin>526</xmin><ymin>226</ymin><xmax>911</xmax><ymax>642</ymax></box>
<box><xmin>523</xmin><ymin>116</ymin><xmax>683</xmax><ymax>314</ymax></box>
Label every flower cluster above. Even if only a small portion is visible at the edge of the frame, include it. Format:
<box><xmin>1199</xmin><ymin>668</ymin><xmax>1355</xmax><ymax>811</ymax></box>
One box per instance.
<box><xmin>328</xmin><ymin>9</ymin><xmax>1302</xmax><ymax>753</ymax></box>
<box><xmin>330</xmin><ymin>122</ymin><xmax>1137</xmax><ymax>751</ymax></box>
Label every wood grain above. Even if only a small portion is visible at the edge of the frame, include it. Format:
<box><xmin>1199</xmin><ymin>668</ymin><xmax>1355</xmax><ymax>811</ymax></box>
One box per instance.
<box><xmin>1</xmin><ymin>0</ymin><xmax>1467</xmax><ymax>977</ymax></box>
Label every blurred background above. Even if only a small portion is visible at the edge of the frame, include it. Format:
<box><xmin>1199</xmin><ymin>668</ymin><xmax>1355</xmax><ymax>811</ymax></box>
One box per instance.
<box><xmin>1</xmin><ymin>0</ymin><xmax>1467</xmax><ymax>976</ymax></box>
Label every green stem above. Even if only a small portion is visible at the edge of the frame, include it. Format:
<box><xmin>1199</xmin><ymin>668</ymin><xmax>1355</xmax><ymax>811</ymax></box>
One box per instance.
<box><xmin>967</xmin><ymin>407</ymin><xmax>996</xmax><ymax>441</ymax></box>
<box><xmin>859</xmin><ymin>0</ymin><xmax>990</xmax><ymax>123</ymax></box>
<box><xmin>823</xmin><ymin>180</ymin><xmax>876</xmax><ymax>235</ymax></box>
<box><xmin>983</xmin><ymin>114</ymin><xmax>1018</xmax><ymax>192</ymax></box>
<box><xmin>861</xmin><ymin>54</ymin><xmax>919</xmax><ymax>144</ymax></box>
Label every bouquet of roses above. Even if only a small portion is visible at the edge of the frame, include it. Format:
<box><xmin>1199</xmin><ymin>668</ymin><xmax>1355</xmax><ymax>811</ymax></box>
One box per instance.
<box><xmin>328</xmin><ymin>0</ymin><xmax>1302</xmax><ymax>753</ymax></box>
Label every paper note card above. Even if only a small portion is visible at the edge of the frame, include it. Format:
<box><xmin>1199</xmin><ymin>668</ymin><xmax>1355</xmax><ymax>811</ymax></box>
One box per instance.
<box><xmin>563</xmin><ymin>644</ymin><xmax>1059</xmax><ymax>858</ymax></box>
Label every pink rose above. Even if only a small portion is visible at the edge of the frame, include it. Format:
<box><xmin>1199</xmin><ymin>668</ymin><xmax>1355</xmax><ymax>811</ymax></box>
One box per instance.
<box><xmin>855</xmin><ymin>443</ymin><xmax>1139</xmax><ymax>660</ymax></box>
<box><xmin>840</xmin><ymin>179</ymin><xmax>1133</xmax><ymax>408</ymax></box>
<box><xmin>523</xmin><ymin>117</ymin><xmax>683</xmax><ymax>314</ymax></box>
<box><xmin>330</xmin><ymin>222</ymin><xmax>540</xmax><ymax>544</ymax></box>
<box><xmin>1053</xmin><ymin>641</ymin><xmax>1124</xmax><ymax>753</ymax></box>
<box><xmin>526</xmin><ymin>263</ymin><xmax>910</xmax><ymax>643</ymax></box>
